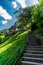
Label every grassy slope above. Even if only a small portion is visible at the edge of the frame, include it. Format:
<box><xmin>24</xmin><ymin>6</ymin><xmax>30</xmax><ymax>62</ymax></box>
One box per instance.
<box><xmin>0</xmin><ymin>31</ymin><xmax>28</xmax><ymax>65</ymax></box>
<box><xmin>0</xmin><ymin>32</ymin><xmax>21</xmax><ymax>48</ymax></box>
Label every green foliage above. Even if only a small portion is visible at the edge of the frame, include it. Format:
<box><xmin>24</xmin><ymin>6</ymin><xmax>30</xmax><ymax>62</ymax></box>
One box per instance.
<box><xmin>0</xmin><ymin>36</ymin><xmax>5</xmax><ymax>44</ymax></box>
<box><xmin>0</xmin><ymin>37</ymin><xmax>2</xmax><ymax>44</ymax></box>
<box><xmin>18</xmin><ymin>0</ymin><xmax>43</xmax><ymax>33</ymax></box>
<box><xmin>31</xmin><ymin>0</ymin><xmax>43</xmax><ymax>33</ymax></box>
<box><xmin>18</xmin><ymin>7</ymin><xmax>31</xmax><ymax>29</ymax></box>
<box><xmin>0</xmin><ymin>31</ymin><xmax>27</xmax><ymax>65</ymax></box>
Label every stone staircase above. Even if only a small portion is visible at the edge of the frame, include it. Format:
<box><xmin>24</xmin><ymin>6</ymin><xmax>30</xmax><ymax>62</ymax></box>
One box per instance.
<box><xmin>21</xmin><ymin>46</ymin><xmax>43</xmax><ymax>65</ymax></box>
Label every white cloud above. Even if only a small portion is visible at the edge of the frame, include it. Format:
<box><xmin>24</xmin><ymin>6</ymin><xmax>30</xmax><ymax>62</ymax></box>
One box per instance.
<box><xmin>0</xmin><ymin>6</ymin><xmax>12</xmax><ymax>20</ymax></box>
<box><xmin>12</xmin><ymin>1</ymin><xmax>17</xmax><ymax>8</ymax></box>
<box><xmin>32</xmin><ymin>0</ymin><xmax>39</xmax><ymax>5</ymax></box>
<box><xmin>17</xmin><ymin>0</ymin><xmax>27</xmax><ymax>8</ymax></box>
<box><xmin>2</xmin><ymin>20</ymin><xmax>8</xmax><ymax>24</ymax></box>
<box><xmin>26</xmin><ymin>0</ymin><xmax>39</xmax><ymax>6</ymax></box>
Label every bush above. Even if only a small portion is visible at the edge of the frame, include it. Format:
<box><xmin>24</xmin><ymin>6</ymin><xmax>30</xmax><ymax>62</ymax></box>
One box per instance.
<box><xmin>0</xmin><ymin>35</ymin><xmax>5</xmax><ymax>44</ymax></box>
<box><xmin>0</xmin><ymin>37</ymin><xmax>2</xmax><ymax>44</ymax></box>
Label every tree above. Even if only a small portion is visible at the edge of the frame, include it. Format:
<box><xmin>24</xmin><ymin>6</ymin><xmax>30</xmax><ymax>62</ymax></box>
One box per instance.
<box><xmin>30</xmin><ymin>0</ymin><xmax>43</xmax><ymax>33</ymax></box>
<box><xmin>17</xmin><ymin>1</ymin><xmax>43</xmax><ymax>33</ymax></box>
<box><xmin>18</xmin><ymin>7</ymin><xmax>31</xmax><ymax>29</ymax></box>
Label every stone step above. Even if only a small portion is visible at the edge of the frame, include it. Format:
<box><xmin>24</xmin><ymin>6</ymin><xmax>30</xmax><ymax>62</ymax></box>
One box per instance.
<box><xmin>27</xmin><ymin>46</ymin><xmax>43</xmax><ymax>48</ymax></box>
<box><xmin>22</xmin><ymin>57</ymin><xmax>43</xmax><ymax>63</ymax></box>
<box><xmin>24</xmin><ymin>53</ymin><xmax>43</xmax><ymax>58</ymax></box>
<box><xmin>21</xmin><ymin>46</ymin><xmax>43</xmax><ymax>65</ymax></box>
<box><xmin>26</xmin><ymin>49</ymin><xmax>43</xmax><ymax>51</ymax></box>
<box><xmin>21</xmin><ymin>61</ymin><xmax>43</xmax><ymax>65</ymax></box>
<box><xmin>25</xmin><ymin>50</ymin><xmax>43</xmax><ymax>54</ymax></box>
<box><xmin>26</xmin><ymin>48</ymin><xmax>43</xmax><ymax>51</ymax></box>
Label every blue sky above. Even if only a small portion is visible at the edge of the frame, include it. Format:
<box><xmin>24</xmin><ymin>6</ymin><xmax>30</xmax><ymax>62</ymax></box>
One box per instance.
<box><xmin>0</xmin><ymin>0</ymin><xmax>39</xmax><ymax>30</ymax></box>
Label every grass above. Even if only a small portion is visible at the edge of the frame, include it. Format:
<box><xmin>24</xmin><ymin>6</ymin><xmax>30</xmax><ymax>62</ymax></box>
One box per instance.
<box><xmin>0</xmin><ymin>32</ymin><xmax>21</xmax><ymax>48</ymax></box>
<box><xmin>0</xmin><ymin>31</ymin><xmax>28</xmax><ymax>65</ymax></box>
